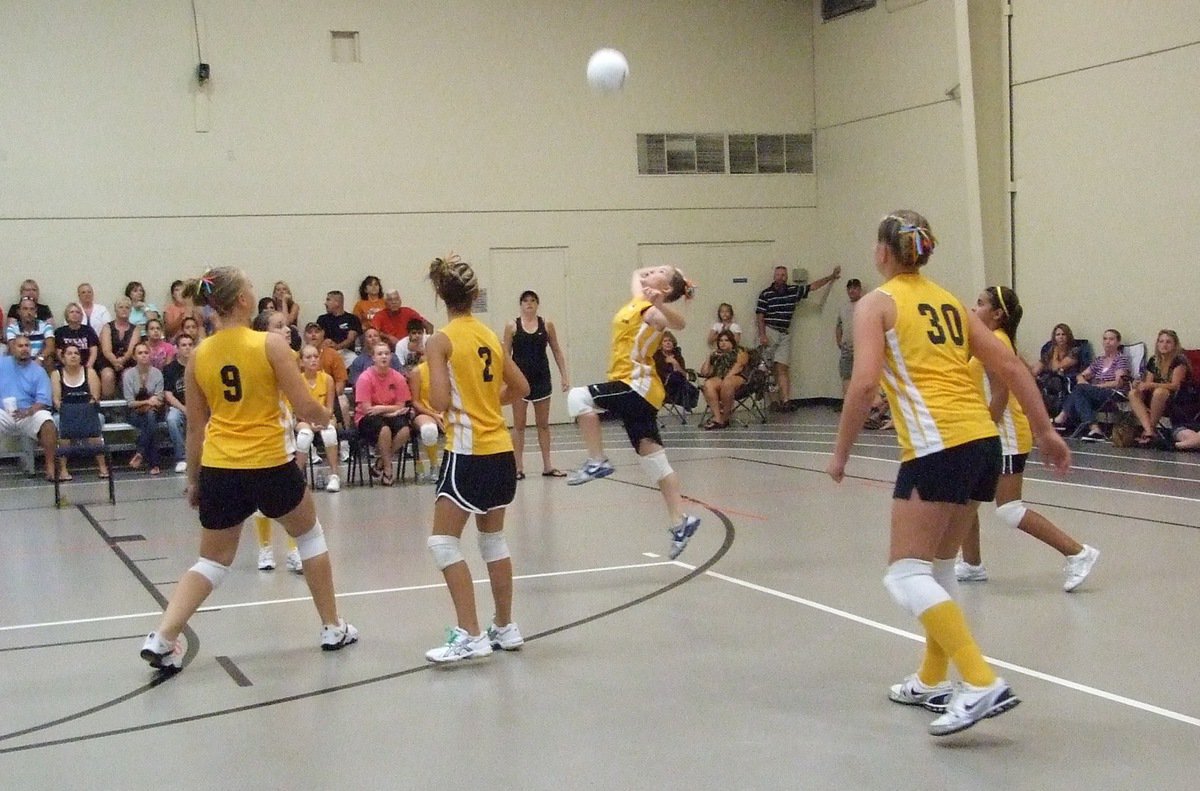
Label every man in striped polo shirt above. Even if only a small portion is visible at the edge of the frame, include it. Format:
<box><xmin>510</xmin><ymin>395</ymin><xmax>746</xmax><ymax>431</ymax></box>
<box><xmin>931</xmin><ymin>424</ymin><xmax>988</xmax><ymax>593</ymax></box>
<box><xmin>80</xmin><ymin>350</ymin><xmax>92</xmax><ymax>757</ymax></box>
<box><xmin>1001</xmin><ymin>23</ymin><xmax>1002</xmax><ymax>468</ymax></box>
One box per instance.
<box><xmin>755</xmin><ymin>264</ymin><xmax>841</xmax><ymax>411</ymax></box>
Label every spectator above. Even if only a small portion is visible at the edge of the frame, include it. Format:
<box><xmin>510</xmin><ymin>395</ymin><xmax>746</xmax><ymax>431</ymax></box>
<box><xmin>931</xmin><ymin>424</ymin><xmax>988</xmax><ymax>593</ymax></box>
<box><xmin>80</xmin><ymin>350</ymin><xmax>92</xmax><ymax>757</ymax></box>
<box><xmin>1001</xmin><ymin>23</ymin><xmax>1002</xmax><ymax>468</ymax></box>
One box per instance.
<box><xmin>755</xmin><ymin>263</ymin><xmax>841</xmax><ymax>411</ymax></box>
<box><xmin>162</xmin><ymin>332</ymin><xmax>193</xmax><ymax>473</ymax></box>
<box><xmin>347</xmin><ymin>326</ymin><xmax>400</xmax><ymax>386</ymax></box>
<box><xmin>77</xmin><ymin>282</ymin><xmax>112</xmax><ymax>335</ymax></box>
<box><xmin>395</xmin><ymin>319</ymin><xmax>428</xmax><ymax>369</ymax></box>
<box><xmin>162</xmin><ymin>280</ymin><xmax>199</xmax><ymax>339</ymax></box>
<box><xmin>1052</xmin><ymin>328</ymin><xmax>1130</xmax><ymax>442</ymax></box>
<box><xmin>123</xmin><ymin>281</ymin><xmax>159</xmax><ymax>329</ymax></box>
<box><xmin>353</xmin><ymin>275</ymin><xmax>386</xmax><ymax>326</ymax></box>
<box><xmin>53</xmin><ymin>302</ymin><xmax>101</xmax><ymax>369</ymax></box>
<box><xmin>302</xmin><ymin>322</ymin><xmax>349</xmax><ymax>394</ymax></box>
<box><xmin>297</xmin><ymin>344</ymin><xmax>341</xmax><ymax>492</ymax></box>
<box><xmin>258</xmin><ymin>297</ymin><xmax>301</xmax><ymax>350</ymax></box>
<box><xmin>178</xmin><ymin>314</ymin><xmax>205</xmax><ymax>344</ymax></box>
<box><xmin>121</xmin><ymin>341</ymin><xmax>164</xmax><ymax>475</ymax></box>
<box><xmin>143</xmin><ymin>318</ymin><xmax>176</xmax><ymax>370</ymax></box>
<box><xmin>51</xmin><ymin>343</ymin><xmax>109</xmax><ymax>481</ymax></box>
<box><xmin>1031</xmin><ymin>323</ymin><xmax>1082</xmax><ymax>379</ymax></box>
<box><xmin>835</xmin><ymin>278</ymin><xmax>863</xmax><ymax>402</ymax></box>
<box><xmin>354</xmin><ymin>341</ymin><xmax>413</xmax><ymax>486</ymax></box>
<box><xmin>706</xmin><ymin>302</ymin><xmax>742</xmax><ymax>347</ymax></box>
<box><xmin>316</xmin><ymin>290</ymin><xmax>362</xmax><ymax>366</ymax></box>
<box><xmin>653</xmin><ymin>331</ymin><xmax>696</xmax><ymax>411</ymax></box>
<box><xmin>699</xmin><ymin>329</ymin><xmax>749</xmax><ymax>430</ymax></box>
<box><xmin>272</xmin><ymin>281</ymin><xmax>301</xmax><ymax>328</ymax></box>
<box><xmin>406</xmin><ymin>361</ymin><xmax>443</xmax><ymax>484</ymax></box>
<box><xmin>7</xmin><ymin>296</ymin><xmax>56</xmax><ymax>372</ymax></box>
<box><xmin>7</xmin><ymin>279</ymin><xmax>53</xmax><ymax>327</ymax></box>
<box><xmin>373</xmin><ymin>288</ymin><xmax>434</xmax><ymax>350</ymax></box>
<box><xmin>1128</xmin><ymin>329</ymin><xmax>1190</xmax><ymax>447</ymax></box>
<box><xmin>0</xmin><ymin>335</ymin><xmax>59</xmax><ymax>481</ymax></box>
<box><xmin>97</xmin><ymin>297</ymin><xmax>141</xmax><ymax>399</ymax></box>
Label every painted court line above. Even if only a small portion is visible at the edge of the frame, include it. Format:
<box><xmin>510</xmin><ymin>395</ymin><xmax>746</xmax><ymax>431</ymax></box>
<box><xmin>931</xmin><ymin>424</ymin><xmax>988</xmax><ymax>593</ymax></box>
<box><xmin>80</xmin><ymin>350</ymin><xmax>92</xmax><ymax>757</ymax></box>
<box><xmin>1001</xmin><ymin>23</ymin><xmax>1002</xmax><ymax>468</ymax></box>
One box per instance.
<box><xmin>673</xmin><ymin>561</ymin><xmax>1200</xmax><ymax>729</ymax></box>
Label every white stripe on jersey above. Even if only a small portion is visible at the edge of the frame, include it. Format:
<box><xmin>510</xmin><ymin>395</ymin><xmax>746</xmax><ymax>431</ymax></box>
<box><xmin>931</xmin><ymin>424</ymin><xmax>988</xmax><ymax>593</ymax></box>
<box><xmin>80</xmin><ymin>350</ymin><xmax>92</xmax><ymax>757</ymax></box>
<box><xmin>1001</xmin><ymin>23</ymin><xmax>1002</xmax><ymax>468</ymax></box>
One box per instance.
<box><xmin>882</xmin><ymin>327</ymin><xmax>944</xmax><ymax>457</ymax></box>
<box><xmin>447</xmin><ymin>365</ymin><xmax>475</xmax><ymax>454</ymax></box>
<box><xmin>627</xmin><ymin>322</ymin><xmax>662</xmax><ymax>399</ymax></box>
<box><xmin>980</xmin><ymin>373</ymin><xmax>1019</xmax><ymax>455</ymax></box>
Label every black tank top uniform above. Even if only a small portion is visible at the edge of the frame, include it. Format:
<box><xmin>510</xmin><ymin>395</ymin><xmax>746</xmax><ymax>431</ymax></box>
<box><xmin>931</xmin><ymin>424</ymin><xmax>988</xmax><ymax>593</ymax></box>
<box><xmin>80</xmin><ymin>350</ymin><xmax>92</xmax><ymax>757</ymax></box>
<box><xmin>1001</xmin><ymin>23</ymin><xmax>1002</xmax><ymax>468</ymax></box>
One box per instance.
<box><xmin>511</xmin><ymin>316</ymin><xmax>552</xmax><ymax>401</ymax></box>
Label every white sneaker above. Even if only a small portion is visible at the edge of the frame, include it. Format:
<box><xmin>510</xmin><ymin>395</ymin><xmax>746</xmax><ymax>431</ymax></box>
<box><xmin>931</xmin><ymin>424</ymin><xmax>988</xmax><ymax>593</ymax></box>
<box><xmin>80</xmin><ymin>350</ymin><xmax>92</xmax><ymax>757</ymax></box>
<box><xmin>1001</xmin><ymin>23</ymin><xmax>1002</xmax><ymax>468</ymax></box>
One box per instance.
<box><xmin>140</xmin><ymin>631</ymin><xmax>185</xmax><ymax>671</ymax></box>
<box><xmin>285</xmin><ymin>549</ymin><xmax>303</xmax><ymax>574</ymax></box>
<box><xmin>320</xmin><ymin>618</ymin><xmax>359</xmax><ymax>651</ymax></box>
<box><xmin>667</xmin><ymin>514</ymin><xmax>701</xmax><ymax>560</ymax></box>
<box><xmin>928</xmin><ymin>678</ymin><xmax>1020</xmax><ymax>736</ymax></box>
<box><xmin>955</xmin><ymin>560</ymin><xmax>989</xmax><ymax>582</ymax></box>
<box><xmin>339</xmin><ymin>441</ymin><xmax>350</xmax><ymax>462</ymax></box>
<box><xmin>888</xmin><ymin>673</ymin><xmax>954</xmax><ymax>713</ymax></box>
<box><xmin>325</xmin><ymin>474</ymin><xmax>341</xmax><ymax>493</ymax></box>
<box><xmin>425</xmin><ymin>627</ymin><xmax>493</xmax><ymax>664</ymax></box>
<box><xmin>173</xmin><ymin>461</ymin><xmax>187</xmax><ymax>474</ymax></box>
<box><xmin>487</xmin><ymin>622</ymin><xmax>525</xmax><ymax>651</ymax></box>
<box><xmin>257</xmin><ymin>546</ymin><xmax>275</xmax><ymax>571</ymax></box>
<box><xmin>1063</xmin><ymin>544</ymin><xmax>1099</xmax><ymax>592</ymax></box>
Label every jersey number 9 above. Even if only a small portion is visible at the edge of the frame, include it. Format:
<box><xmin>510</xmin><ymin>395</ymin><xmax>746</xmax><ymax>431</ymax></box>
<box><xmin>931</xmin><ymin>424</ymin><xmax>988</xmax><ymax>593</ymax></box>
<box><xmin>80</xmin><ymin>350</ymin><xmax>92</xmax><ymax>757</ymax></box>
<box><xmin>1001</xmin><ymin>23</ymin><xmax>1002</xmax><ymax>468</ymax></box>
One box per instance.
<box><xmin>918</xmin><ymin>303</ymin><xmax>964</xmax><ymax>346</ymax></box>
<box><xmin>220</xmin><ymin>365</ymin><xmax>243</xmax><ymax>402</ymax></box>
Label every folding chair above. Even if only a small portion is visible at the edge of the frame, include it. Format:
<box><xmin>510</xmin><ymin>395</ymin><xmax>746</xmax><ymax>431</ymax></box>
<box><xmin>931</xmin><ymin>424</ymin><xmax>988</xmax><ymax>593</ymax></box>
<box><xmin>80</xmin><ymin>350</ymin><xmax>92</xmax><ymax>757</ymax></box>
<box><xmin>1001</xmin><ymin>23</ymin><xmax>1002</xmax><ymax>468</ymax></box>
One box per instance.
<box><xmin>727</xmin><ymin>353</ymin><xmax>770</xmax><ymax>426</ymax></box>
<box><xmin>54</xmin><ymin>401</ymin><xmax>116</xmax><ymax>507</ymax></box>
<box><xmin>660</xmin><ymin>369</ymin><xmax>698</xmax><ymax>426</ymax></box>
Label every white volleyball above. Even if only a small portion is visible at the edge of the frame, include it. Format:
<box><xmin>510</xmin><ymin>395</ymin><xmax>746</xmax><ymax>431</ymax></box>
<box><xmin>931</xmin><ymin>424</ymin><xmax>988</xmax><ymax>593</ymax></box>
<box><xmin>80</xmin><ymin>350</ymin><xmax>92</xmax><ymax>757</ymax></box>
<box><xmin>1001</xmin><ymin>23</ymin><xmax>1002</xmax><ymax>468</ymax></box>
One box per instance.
<box><xmin>586</xmin><ymin>48</ymin><xmax>629</xmax><ymax>92</ymax></box>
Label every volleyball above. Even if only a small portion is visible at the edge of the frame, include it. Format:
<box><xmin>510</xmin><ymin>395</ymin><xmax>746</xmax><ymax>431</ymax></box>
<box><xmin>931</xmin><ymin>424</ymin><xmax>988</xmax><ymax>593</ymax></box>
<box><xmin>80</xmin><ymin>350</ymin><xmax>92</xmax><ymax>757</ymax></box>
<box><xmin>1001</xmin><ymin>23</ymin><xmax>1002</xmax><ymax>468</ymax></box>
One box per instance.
<box><xmin>586</xmin><ymin>48</ymin><xmax>629</xmax><ymax>92</ymax></box>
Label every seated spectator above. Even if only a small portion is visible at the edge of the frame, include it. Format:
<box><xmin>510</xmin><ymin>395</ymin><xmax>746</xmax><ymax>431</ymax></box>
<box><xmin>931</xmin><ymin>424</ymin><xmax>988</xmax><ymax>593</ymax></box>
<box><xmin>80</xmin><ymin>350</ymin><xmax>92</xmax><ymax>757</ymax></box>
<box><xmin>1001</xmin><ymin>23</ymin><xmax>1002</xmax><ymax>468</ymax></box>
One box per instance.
<box><xmin>373</xmin><ymin>288</ymin><xmax>433</xmax><ymax>350</ymax></box>
<box><xmin>706</xmin><ymin>302</ymin><xmax>742</xmax><ymax>347</ymax></box>
<box><xmin>699</xmin><ymin>330</ymin><xmax>749</xmax><ymax>430</ymax></box>
<box><xmin>273</xmin><ymin>280</ymin><xmax>301</xmax><ymax>328</ymax></box>
<box><xmin>123</xmin><ymin>281</ymin><xmax>159</xmax><ymax>329</ymax></box>
<box><xmin>97</xmin><ymin>297</ymin><xmax>140</xmax><ymax>399</ymax></box>
<box><xmin>864</xmin><ymin>389</ymin><xmax>893</xmax><ymax>431</ymax></box>
<box><xmin>1031</xmin><ymin>323</ymin><xmax>1082</xmax><ymax>379</ymax></box>
<box><xmin>7</xmin><ymin>296</ymin><xmax>56</xmax><ymax>372</ymax></box>
<box><xmin>303</xmin><ymin>322</ymin><xmax>349</xmax><ymax>393</ymax></box>
<box><xmin>77</xmin><ymin>282</ymin><xmax>112</xmax><ymax>335</ymax></box>
<box><xmin>7</xmin><ymin>279</ymin><xmax>53</xmax><ymax>328</ymax></box>
<box><xmin>53</xmin><ymin>302</ymin><xmax>101</xmax><ymax>369</ymax></box>
<box><xmin>258</xmin><ymin>297</ymin><xmax>301</xmax><ymax>349</ymax></box>
<box><xmin>297</xmin><ymin>344</ymin><xmax>342</xmax><ymax>492</ymax></box>
<box><xmin>406</xmin><ymin>361</ymin><xmax>443</xmax><ymax>484</ymax></box>
<box><xmin>121</xmin><ymin>341</ymin><xmax>164</xmax><ymax>475</ymax></box>
<box><xmin>354</xmin><ymin>341</ymin><xmax>413</xmax><ymax>486</ymax></box>
<box><xmin>395</xmin><ymin>319</ymin><xmax>428</xmax><ymax>368</ymax></box>
<box><xmin>316</xmin><ymin>290</ymin><xmax>362</xmax><ymax>366</ymax></box>
<box><xmin>177</xmin><ymin>314</ymin><xmax>205</xmax><ymax>344</ymax></box>
<box><xmin>653</xmin><ymin>331</ymin><xmax>697</xmax><ymax>411</ymax></box>
<box><xmin>162</xmin><ymin>279</ymin><xmax>199</xmax><ymax>339</ymax></box>
<box><xmin>51</xmin><ymin>344</ymin><xmax>109</xmax><ymax>481</ymax></box>
<box><xmin>347</xmin><ymin>326</ymin><xmax>400</xmax><ymax>386</ymax></box>
<box><xmin>353</xmin><ymin>275</ymin><xmax>387</xmax><ymax>326</ymax></box>
<box><xmin>1128</xmin><ymin>329</ymin><xmax>1190</xmax><ymax>447</ymax></box>
<box><xmin>162</xmin><ymin>331</ymin><xmax>192</xmax><ymax>473</ymax></box>
<box><xmin>143</xmin><ymin>318</ymin><xmax>176</xmax><ymax>370</ymax></box>
<box><xmin>0</xmin><ymin>335</ymin><xmax>59</xmax><ymax>481</ymax></box>
<box><xmin>1052</xmin><ymin>328</ymin><xmax>1130</xmax><ymax>442</ymax></box>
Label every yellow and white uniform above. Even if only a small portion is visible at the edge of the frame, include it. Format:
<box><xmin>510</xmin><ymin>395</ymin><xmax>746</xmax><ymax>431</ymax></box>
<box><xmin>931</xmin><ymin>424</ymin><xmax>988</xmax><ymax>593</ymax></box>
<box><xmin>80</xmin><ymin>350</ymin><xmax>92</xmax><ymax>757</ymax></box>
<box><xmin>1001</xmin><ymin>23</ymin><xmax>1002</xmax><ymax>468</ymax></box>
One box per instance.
<box><xmin>876</xmin><ymin>273</ymin><xmax>998</xmax><ymax>461</ymax></box>
<box><xmin>606</xmin><ymin>298</ymin><xmax>665</xmax><ymax>409</ymax></box>
<box><xmin>303</xmin><ymin>369</ymin><xmax>335</xmax><ymax>411</ymax></box>
<box><xmin>968</xmin><ymin>329</ymin><xmax>1033</xmax><ymax>456</ymax></box>
<box><xmin>441</xmin><ymin>316</ymin><xmax>512</xmax><ymax>456</ymax></box>
<box><xmin>193</xmin><ymin>325</ymin><xmax>291</xmax><ymax>468</ymax></box>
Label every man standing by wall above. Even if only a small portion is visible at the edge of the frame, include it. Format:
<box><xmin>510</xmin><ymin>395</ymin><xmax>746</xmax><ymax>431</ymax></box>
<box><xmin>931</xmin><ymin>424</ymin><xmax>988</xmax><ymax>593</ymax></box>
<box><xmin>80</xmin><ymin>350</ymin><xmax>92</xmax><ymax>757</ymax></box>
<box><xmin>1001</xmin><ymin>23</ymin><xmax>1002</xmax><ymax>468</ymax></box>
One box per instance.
<box><xmin>755</xmin><ymin>263</ymin><xmax>841</xmax><ymax>411</ymax></box>
<box><xmin>835</xmin><ymin>278</ymin><xmax>863</xmax><ymax>405</ymax></box>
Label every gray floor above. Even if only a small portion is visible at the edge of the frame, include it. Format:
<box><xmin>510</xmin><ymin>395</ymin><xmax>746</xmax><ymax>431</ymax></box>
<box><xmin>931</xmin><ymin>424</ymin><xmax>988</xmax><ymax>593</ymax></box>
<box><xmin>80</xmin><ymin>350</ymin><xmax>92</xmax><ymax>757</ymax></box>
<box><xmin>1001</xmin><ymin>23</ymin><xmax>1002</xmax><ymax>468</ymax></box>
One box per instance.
<box><xmin>2</xmin><ymin>407</ymin><xmax>1199</xmax><ymax>789</ymax></box>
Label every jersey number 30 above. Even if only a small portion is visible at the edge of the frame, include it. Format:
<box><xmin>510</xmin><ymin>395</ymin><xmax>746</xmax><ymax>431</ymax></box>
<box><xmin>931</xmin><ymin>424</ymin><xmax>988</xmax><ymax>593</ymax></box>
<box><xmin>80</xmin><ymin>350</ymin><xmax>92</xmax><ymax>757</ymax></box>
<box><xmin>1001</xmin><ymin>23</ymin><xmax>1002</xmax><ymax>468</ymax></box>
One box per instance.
<box><xmin>220</xmin><ymin>365</ymin><xmax>243</xmax><ymax>402</ymax></box>
<box><xmin>918</xmin><ymin>303</ymin><xmax>964</xmax><ymax>346</ymax></box>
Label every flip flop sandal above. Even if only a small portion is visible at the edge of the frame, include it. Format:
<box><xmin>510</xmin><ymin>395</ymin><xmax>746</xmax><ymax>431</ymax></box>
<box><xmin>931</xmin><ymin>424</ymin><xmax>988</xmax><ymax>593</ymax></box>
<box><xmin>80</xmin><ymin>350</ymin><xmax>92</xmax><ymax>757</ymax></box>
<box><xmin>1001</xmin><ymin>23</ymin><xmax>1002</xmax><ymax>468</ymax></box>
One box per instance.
<box><xmin>542</xmin><ymin>469</ymin><xmax>567</xmax><ymax>477</ymax></box>
<box><xmin>516</xmin><ymin>471</ymin><xmax>526</xmax><ymax>481</ymax></box>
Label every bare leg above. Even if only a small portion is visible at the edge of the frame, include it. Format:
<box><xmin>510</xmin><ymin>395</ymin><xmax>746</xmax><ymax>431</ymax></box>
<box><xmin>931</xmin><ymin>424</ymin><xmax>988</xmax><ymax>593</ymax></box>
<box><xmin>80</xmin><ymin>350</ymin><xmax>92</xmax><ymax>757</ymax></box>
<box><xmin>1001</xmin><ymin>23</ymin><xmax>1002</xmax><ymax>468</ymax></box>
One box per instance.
<box><xmin>719</xmin><ymin>377</ymin><xmax>739</xmax><ymax>421</ymax></box>
<box><xmin>476</xmin><ymin>508</ymin><xmax>513</xmax><ymax>626</ymax></box>
<box><xmin>702</xmin><ymin>379</ymin><xmax>723</xmax><ymax>423</ymax></box>
<box><xmin>38</xmin><ymin>421</ymin><xmax>57</xmax><ymax>480</ymax></box>
<box><xmin>511</xmin><ymin>399</ymin><xmax>528</xmax><ymax>474</ymax></box>
<box><xmin>638</xmin><ymin>438</ymin><xmax>684</xmax><ymax>523</ymax></box>
<box><xmin>155</xmin><ymin>525</ymin><xmax>243</xmax><ymax>642</ymax></box>
<box><xmin>1176</xmin><ymin>428</ymin><xmax>1200</xmax><ymax>450</ymax></box>
<box><xmin>277</xmin><ymin>492</ymin><xmax>342</xmax><ymax>625</ymax></box>
<box><xmin>776</xmin><ymin>363</ymin><xmax>792</xmax><ymax>404</ymax></box>
<box><xmin>577</xmin><ymin>411</ymin><xmax>604</xmax><ymax>459</ymax></box>
<box><xmin>533</xmin><ymin>398</ymin><xmax>553</xmax><ymax>472</ymax></box>
<box><xmin>960</xmin><ymin>512</ymin><xmax>982</xmax><ymax>565</ymax></box>
<box><xmin>432</xmin><ymin>497</ymin><xmax>477</xmax><ymax>633</ymax></box>
<box><xmin>1128</xmin><ymin>391</ymin><xmax>1155</xmax><ymax>435</ymax></box>
<box><xmin>998</xmin><ymin>474</ymin><xmax>1082</xmax><ymax>556</ymax></box>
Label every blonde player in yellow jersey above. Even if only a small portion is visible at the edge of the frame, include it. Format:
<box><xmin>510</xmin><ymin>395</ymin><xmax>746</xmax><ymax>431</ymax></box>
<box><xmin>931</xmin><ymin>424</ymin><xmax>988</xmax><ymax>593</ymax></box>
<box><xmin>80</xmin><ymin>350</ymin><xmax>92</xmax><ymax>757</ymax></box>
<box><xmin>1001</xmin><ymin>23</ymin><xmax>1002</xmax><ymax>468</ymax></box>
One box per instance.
<box><xmin>140</xmin><ymin>269</ymin><xmax>357</xmax><ymax>673</ymax></box>
<box><xmin>406</xmin><ymin>360</ymin><xmax>444</xmax><ymax>484</ymax></box>
<box><xmin>956</xmin><ymin>286</ymin><xmax>1099</xmax><ymax>591</ymax></box>
<box><xmin>297</xmin><ymin>343</ymin><xmax>342</xmax><ymax>492</ymax></box>
<box><xmin>423</xmin><ymin>254</ymin><xmax>530</xmax><ymax>664</ymax></box>
<box><xmin>828</xmin><ymin>211</ymin><xmax>1070</xmax><ymax>736</ymax></box>
<box><xmin>565</xmin><ymin>265</ymin><xmax>700</xmax><ymax>559</ymax></box>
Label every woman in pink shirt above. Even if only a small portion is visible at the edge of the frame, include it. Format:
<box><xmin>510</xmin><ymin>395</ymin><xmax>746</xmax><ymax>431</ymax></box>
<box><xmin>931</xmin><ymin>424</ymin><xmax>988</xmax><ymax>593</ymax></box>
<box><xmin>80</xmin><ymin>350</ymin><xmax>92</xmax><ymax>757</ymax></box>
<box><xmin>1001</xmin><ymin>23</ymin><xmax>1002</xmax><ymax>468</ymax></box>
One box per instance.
<box><xmin>355</xmin><ymin>341</ymin><xmax>413</xmax><ymax>485</ymax></box>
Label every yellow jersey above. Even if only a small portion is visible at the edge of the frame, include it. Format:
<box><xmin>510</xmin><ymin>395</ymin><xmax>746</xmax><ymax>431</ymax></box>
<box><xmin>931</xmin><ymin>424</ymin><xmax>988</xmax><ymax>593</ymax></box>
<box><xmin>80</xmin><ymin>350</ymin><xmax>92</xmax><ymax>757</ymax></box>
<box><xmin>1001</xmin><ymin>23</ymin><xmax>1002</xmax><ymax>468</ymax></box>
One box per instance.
<box><xmin>412</xmin><ymin>361</ymin><xmax>434</xmax><ymax>414</ymax></box>
<box><xmin>303</xmin><ymin>369</ymin><xmax>334</xmax><ymax>409</ymax></box>
<box><xmin>968</xmin><ymin>329</ymin><xmax>1033</xmax><ymax>456</ymax></box>
<box><xmin>441</xmin><ymin>316</ymin><xmax>512</xmax><ymax>455</ymax></box>
<box><xmin>606</xmin><ymin>298</ymin><xmax>665</xmax><ymax>409</ymax></box>
<box><xmin>877</xmin><ymin>273</ymin><xmax>998</xmax><ymax>461</ymax></box>
<box><xmin>193</xmin><ymin>325</ymin><xmax>291</xmax><ymax>468</ymax></box>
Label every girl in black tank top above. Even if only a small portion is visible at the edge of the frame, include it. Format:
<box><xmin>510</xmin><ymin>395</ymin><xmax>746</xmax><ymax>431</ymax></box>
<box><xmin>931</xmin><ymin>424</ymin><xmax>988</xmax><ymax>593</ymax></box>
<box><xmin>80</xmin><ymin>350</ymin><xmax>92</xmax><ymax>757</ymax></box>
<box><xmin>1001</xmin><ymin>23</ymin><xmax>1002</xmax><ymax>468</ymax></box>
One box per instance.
<box><xmin>501</xmin><ymin>291</ymin><xmax>570</xmax><ymax>478</ymax></box>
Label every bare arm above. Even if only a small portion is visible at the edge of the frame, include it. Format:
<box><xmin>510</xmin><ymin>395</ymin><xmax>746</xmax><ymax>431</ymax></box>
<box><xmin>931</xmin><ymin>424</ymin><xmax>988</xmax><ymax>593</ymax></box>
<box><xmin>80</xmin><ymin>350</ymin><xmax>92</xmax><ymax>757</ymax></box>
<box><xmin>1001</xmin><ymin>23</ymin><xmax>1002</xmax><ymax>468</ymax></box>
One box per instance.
<box><xmin>985</xmin><ymin>371</ymin><xmax>1008</xmax><ymax>424</ymax></box>
<box><xmin>183</xmin><ymin>362</ymin><xmax>211</xmax><ymax>504</ymax></box>
<box><xmin>545</xmin><ymin>320</ymin><xmax>570</xmax><ymax>389</ymax></box>
<box><xmin>501</xmin><ymin>322</ymin><xmax>514</xmax><ymax>359</ymax></box>
<box><xmin>268</xmin><ymin>332</ymin><xmax>330</xmax><ymax>426</ymax></box>
<box><xmin>499</xmin><ymin>354</ymin><xmax>530</xmax><ymax>406</ymax></box>
<box><xmin>86</xmin><ymin>369</ymin><xmax>101</xmax><ymax>402</ymax></box>
<box><xmin>51</xmin><ymin>371</ymin><xmax>63</xmax><ymax>410</ymax></box>
<box><xmin>808</xmin><ymin>265</ymin><xmax>843</xmax><ymax>292</ymax></box>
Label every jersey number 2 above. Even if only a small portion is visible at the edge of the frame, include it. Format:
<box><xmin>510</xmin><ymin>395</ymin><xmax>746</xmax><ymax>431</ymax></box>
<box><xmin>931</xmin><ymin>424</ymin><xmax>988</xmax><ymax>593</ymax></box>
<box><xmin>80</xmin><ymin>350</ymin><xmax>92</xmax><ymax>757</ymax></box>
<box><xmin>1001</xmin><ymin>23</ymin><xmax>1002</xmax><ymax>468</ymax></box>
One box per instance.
<box><xmin>220</xmin><ymin>365</ymin><xmax>243</xmax><ymax>402</ymax></box>
<box><xmin>918</xmin><ymin>303</ymin><xmax>965</xmax><ymax>346</ymax></box>
<box><xmin>477</xmin><ymin>347</ymin><xmax>494</xmax><ymax>382</ymax></box>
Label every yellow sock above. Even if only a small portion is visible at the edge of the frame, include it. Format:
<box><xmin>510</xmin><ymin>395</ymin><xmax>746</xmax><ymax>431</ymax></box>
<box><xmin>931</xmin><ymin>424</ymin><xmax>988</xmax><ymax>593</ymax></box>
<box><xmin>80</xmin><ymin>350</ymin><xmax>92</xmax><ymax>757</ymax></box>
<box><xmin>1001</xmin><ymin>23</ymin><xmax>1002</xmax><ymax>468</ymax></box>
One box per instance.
<box><xmin>287</xmin><ymin>536</ymin><xmax>298</xmax><ymax>552</ymax></box>
<box><xmin>918</xmin><ymin>600</ymin><xmax>996</xmax><ymax>687</ymax></box>
<box><xmin>917</xmin><ymin>632</ymin><xmax>949</xmax><ymax>687</ymax></box>
<box><xmin>424</xmin><ymin>446</ymin><xmax>439</xmax><ymax>469</ymax></box>
<box><xmin>255</xmin><ymin>514</ymin><xmax>271</xmax><ymax>548</ymax></box>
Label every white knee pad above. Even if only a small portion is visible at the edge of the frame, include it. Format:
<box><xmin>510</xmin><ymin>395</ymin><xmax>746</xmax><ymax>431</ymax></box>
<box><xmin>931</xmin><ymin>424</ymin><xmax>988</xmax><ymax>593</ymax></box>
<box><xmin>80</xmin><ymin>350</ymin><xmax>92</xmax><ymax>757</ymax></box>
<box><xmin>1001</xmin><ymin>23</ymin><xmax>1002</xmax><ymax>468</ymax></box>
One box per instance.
<box><xmin>477</xmin><ymin>531</ymin><xmax>510</xmax><ymax>563</ymax></box>
<box><xmin>319</xmin><ymin>426</ymin><xmax>337</xmax><ymax>449</ymax></box>
<box><xmin>427</xmin><ymin>535</ymin><xmax>465</xmax><ymax>570</ymax></box>
<box><xmin>638</xmin><ymin>449</ymin><xmax>674</xmax><ymax>483</ymax></box>
<box><xmin>566</xmin><ymin>386</ymin><xmax>596</xmax><ymax>417</ymax></box>
<box><xmin>295</xmin><ymin>427</ymin><xmax>314</xmax><ymax>454</ymax></box>
<box><xmin>294</xmin><ymin>521</ymin><xmax>328</xmax><ymax>560</ymax></box>
<box><xmin>420</xmin><ymin>422</ymin><xmax>439</xmax><ymax>446</ymax></box>
<box><xmin>996</xmin><ymin>500</ymin><xmax>1028</xmax><ymax>530</ymax></box>
<box><xmin>882</xmin><ymin>559</ymin><xmax>951</xmax><ymax>617</ymax></box>
<box><xmin>190</xmin><ymin>558</ymin><xmax>229</xmax><ymax>589</ymax></box>
<box><xmin>931</xmin><ymin>558</ymin><xmax>958</xmax><ymax>600</ymax></box>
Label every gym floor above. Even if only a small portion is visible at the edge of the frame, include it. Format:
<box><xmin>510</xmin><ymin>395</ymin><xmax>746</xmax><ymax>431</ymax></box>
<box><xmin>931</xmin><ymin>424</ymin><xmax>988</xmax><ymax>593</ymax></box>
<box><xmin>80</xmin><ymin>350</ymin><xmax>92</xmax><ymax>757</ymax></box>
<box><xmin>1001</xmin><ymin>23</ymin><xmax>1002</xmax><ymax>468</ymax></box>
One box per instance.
<box><xmin>1</xmin><ymin>408</ymin><xmax>1198</xmax><ymax>788</ymax></box>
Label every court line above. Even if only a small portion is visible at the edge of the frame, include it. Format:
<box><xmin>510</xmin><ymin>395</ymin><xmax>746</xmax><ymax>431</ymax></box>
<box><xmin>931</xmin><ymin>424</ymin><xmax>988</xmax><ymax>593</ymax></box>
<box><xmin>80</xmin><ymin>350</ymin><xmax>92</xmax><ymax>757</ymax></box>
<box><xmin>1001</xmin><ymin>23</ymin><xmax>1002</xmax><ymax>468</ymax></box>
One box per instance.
<box><xmin>673</xmin><ymin>561</ymin><xmax>1200</xmax><ymax>729</ymax></box>
<box><xmin>0</xmin><ymin>560</ymin><xmax>677</xmax><ymax>634</ymax></box>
